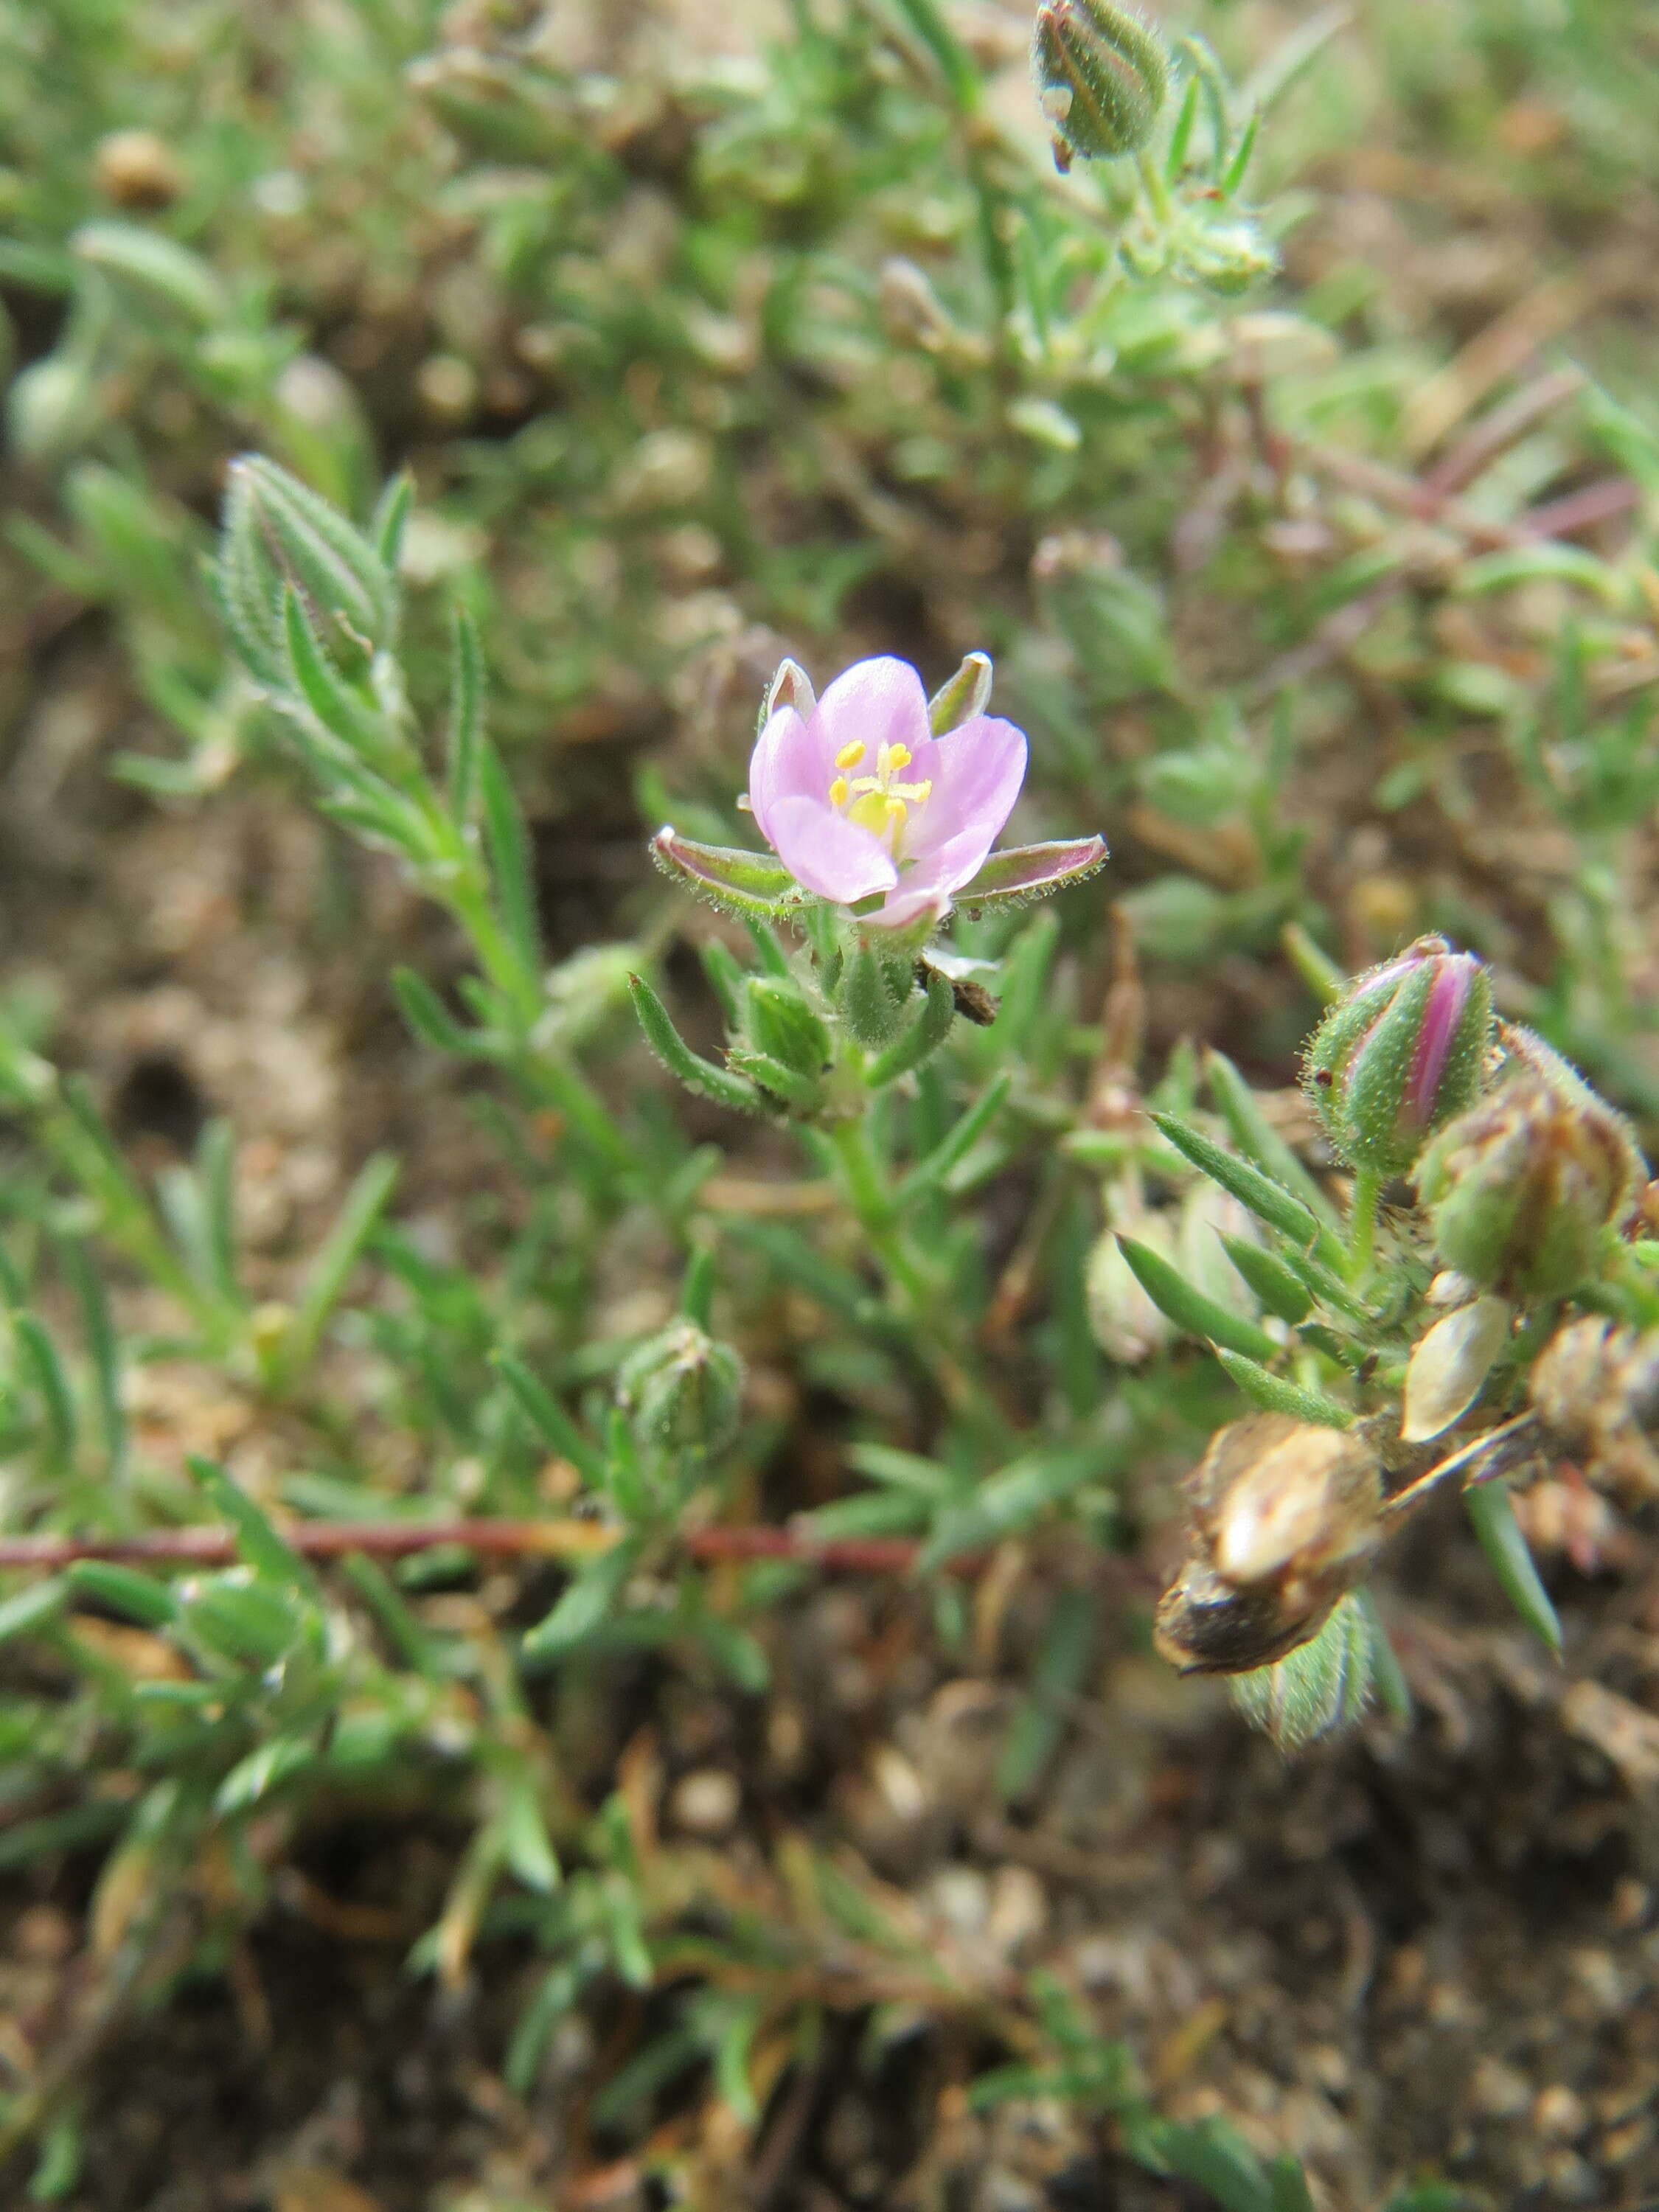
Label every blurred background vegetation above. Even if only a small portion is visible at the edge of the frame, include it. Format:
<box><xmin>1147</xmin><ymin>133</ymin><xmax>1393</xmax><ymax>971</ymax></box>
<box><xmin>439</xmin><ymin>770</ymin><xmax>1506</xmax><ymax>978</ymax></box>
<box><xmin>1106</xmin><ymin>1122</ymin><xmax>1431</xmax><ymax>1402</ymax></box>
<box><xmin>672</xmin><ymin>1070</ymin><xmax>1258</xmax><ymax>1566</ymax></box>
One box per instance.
<box><xmin>1</xmin><ymin>1</ymin><xmax>1658</xmax><ymax>2207</ymax></box>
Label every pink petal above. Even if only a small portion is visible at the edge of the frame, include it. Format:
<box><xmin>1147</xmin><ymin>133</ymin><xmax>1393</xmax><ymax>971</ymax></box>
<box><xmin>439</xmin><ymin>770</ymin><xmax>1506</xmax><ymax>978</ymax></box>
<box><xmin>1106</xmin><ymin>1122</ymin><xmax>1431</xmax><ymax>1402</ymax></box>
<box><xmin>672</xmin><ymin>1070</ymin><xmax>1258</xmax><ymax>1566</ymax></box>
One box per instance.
<box><xmin>813</xmin><ymin>657</ymin><xmax>931</xmax><ymax>762</ymax></box>
<box><xmin>869</xmin><ymin>871</ymin><xmax>954</xmax><ymax>931</ymax></box>
<box><xmin>747</xmin><ymin>706</ymin><xmax>823</xmax><ymax>846</ymax></box>
<box><xmin>904</xmin><ymin>714</ymin><xmax>1027</xmax><ymax>886</ymax></box>
<box><xmin>765</xmin><ymin>794</ymin><xmax>898</xmax><ymax>904</ymax></box>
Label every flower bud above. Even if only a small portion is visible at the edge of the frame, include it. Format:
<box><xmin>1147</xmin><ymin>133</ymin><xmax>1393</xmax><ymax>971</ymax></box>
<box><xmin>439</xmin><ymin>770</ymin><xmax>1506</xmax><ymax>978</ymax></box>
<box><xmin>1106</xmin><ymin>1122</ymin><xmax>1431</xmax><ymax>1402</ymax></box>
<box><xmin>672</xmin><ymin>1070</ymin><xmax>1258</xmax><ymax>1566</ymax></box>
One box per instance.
<box><xmin>1418</xmin><ymin>1068</ymin><xmax>1643</xmax><ymax>1301</ymax></box>
<box><xmin>616</xmin><ymin>1320</ymin><xmax>744</xmax><ymax>1455</ymax></box>
<box><xmin>7</xmin><ymin>353</ymin><xmax>102</xmax><ymax>464</ymax></box>
<box><xmin>1302</xmin><ymin>936</ymin><xmax>1492</xmax><ymax>1178</ymax></box>
<box><xmin>741</xmin><ymin>975</ymin><xmax>832</xmax><ymax>1082</ymax></box>
<box><xmin>1154</xmin><ymin>1415</ymin><xmax>1384</xmax><ymax>1674</ymax></box>
<box><xmin>1030</xmin><ymin>0</ymin><xmax>1169</xmax><ymax>170</ymax></box>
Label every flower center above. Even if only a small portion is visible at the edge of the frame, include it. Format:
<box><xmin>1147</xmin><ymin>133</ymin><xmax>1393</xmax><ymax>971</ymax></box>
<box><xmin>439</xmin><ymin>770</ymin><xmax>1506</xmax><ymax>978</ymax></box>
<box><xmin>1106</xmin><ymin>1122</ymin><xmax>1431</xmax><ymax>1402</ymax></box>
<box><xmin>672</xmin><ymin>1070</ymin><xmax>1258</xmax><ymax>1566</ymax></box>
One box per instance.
<box><xmin>827</xmin><ymin>740</ymin><xmax>933</xmax><ymax>853</ymax></box>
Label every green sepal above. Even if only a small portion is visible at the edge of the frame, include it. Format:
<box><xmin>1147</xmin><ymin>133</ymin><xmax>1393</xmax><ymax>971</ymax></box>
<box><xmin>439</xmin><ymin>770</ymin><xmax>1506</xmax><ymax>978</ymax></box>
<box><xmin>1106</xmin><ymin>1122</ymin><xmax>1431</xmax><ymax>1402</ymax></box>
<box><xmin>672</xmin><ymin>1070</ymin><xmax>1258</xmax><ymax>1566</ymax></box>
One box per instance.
<box><xmin>926</xmin><ymin>651</ymin><xmax>992</xmax><ymax>733</ymax></box>
<box><xmin>957</xmin><ymin>838</ymin><xmax>1108</xmax><ymax>914</ymax></box>
<box><xmin>866</xmin><ymin>964</ymin><xmax>956</xmax><ymax>1086</ymax></box>
<box><xmin>650</xmin><ymin>828</ymin><xmax>801</xmax><ymax>918</ymax></box>
<box><xmin>1229</xmin><ymin>1590</ymin><xmax>1376</xmax><ymax>1749</ymax></box>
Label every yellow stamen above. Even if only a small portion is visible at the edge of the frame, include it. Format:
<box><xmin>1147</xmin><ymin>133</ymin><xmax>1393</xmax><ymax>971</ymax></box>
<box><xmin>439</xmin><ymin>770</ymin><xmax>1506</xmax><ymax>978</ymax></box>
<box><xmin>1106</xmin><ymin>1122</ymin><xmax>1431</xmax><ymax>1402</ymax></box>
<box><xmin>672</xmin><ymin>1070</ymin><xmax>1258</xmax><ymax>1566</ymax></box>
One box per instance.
<box><xmin>887</xmin><ymin>744</ymin><xmax>911</xmax><ymax>772</ymax></box>
<box><xmin>884</xmin><ymin>796</ymin><xmax>908</xmax><ymax>830</ymax></box>
<box><xmin>877</xmin><ymin>743</ymin><xmax>893</xmax><ymax>777</ymax></box>
<box><xmin>829</xmin><ymin>776</ymin><xmax>850</xmax><ymax>808</ymax></box>
<box><xmin>834</xmin><ymin>740</ymin><xmax>866</xmax><ymax>770</ymax></box>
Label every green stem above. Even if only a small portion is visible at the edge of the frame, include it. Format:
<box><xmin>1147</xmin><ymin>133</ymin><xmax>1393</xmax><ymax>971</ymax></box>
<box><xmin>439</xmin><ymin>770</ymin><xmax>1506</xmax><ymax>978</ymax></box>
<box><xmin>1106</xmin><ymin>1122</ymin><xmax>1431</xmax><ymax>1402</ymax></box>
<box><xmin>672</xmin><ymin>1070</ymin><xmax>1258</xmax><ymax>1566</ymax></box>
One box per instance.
<box><xmin>440</xmin><ymin>858</ymin><xmax>631</xmax><ymax>1172</ymax></box>
<box><xmin>1135</xmin><ymin>147</ymin><xmax>1175</xmax><ymax>226</ymax></box>
<box><xmin>828</xmin><ymin>1116</ymin><xmax>930</xmax><ymax>1314</ymax></box>
<box><xmin>825</xmin><ymin>1115</ymin><xmax>1007</xmax><ymax>1442</ymax></box>
<box><xmin>1346</xmin><ymin>1168</ymin><xmax>1381</xmax><ymax>1284</ymax></box>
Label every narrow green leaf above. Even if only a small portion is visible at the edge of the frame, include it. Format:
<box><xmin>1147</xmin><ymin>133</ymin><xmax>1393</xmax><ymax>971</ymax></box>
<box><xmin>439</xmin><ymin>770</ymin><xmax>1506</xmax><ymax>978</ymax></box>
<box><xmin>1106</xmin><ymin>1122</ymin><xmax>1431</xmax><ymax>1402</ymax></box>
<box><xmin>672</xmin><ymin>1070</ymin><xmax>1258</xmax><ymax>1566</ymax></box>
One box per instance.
<box><xmin>499</xmin><ymin>1771</ymin><xmax>561</xmax><ymax>1892</ymax></box>
<box><xmin>72</xmin><ymin>221</ymin><xmax>227</xmax><ymax>325</ymax></box>
<box><xmin>215</xmin><ymin>1736</ymin><xmax>313</xmax><ymax>1815</ymax></box>
<box><xmin>1204</xmin><ymin>1050</ymin><xmax>1338</xmax><ymax>1230</ymax></box>
<box><xmin>996</xmin><ymin>1587</ymin><xmax>1096</xmax><ymax>1801</ymax></box>
<box><xmin>14</xmin><ymin>1310</ymin><xmax>78</xmax><ymax>1466</ymax></box>
<box><xmin>392</xmin><ymin>966</ymin><xmax>488</xmax><ymax>1057</ymax></box>
<box><xmin>1220</xmin><ymin>1234</ymin><xmax>1311</xmax><ymax>1324</ymax></box>
<box><xmin>284</xmin><ymin>1152</ymin><xmax>400</xmax><ymax>1380</ymax></box>
<box><xmin>1152</xmin><ymin>1111</ymin><xmax>1340</xmax><ymax>1268</ymax></box>
<box><xmin>522</xmin><ymin>1538</ymin><xmax>638</xmax><ymax>1661</ymax></box>
<box><xmin>477</xmin><ymin>740</ymin><xmax>542</xmax><ymax>978</ymax></box>
<box><xmin>1118</xmin><ymin>1237</ymin><xmax>1279</xmax><ymax>1363</ymax></box>
<box><xmin>65</xmin><ymin>1561</ymin><xmax>179</xmax><ymax>1629</ymax></box>
<box><xmin>900</xmin><ymin>1072</ymin><xmax>1012</xmax><ymax>1200</ymax></box>
<box><xmin>493</xmin><ymin>1349</ymin><xmax>609</xmax><ymax>1487</ymax></box>
<box><xmin>187</xmin><ymin>1456</ymin><xmax>319</xmax><ymax>1596</ymax></box>
<box><xmin>281</xmin><ymin>585</ymin><xmax>390</xmax><ymax>754</ymax></box>
<box><xmin>447</xmin><ymin>602</ymin><xmax>484</xmax><ymax>825</ymax></box>
<box><xmin>1465</xmin><ymin>1480</ymin><xmax>1562</xmax><ymax>1655</ymax></box>
<box><xmin>372</xmin><ymin>470</ymin><xmax>414</xmax><ymax>572</ymax></box>
<box><xmin>630</xmin><ymin>974</ymin><xmax>764</xmax><ymax>1114</ymax></box>
<box><xmin>0</xmin><ymin>1577</ymin><xmax>69</xmax><ymax>1646</ymax></box>
<box><xmin>1357</xmin><ymin>1588</ymin><xmax>1411</xmax><ymax>1723</ymax></box>
<box><xmin>1213</xmin><ymin>1349</ymin><xmax>1350</xmax><ymax>1427</ymax></box>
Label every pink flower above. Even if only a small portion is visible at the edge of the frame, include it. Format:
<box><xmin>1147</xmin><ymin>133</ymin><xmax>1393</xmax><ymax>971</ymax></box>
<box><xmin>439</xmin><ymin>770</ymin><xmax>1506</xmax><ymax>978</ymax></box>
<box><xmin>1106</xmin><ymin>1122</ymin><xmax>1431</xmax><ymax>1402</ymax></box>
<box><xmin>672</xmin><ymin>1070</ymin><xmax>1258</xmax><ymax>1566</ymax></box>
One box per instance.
<box><xmin>746</xmin><ymin>656</ymin><xmax>1028</xmax><ymax>931</ymax></box>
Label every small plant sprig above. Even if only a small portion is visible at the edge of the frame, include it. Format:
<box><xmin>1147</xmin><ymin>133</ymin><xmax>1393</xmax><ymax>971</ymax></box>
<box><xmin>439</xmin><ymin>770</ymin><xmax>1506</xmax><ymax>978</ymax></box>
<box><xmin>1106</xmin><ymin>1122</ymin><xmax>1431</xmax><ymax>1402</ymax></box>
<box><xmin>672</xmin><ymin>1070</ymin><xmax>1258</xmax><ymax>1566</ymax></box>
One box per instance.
<box><xmin>212</xmin><ymin>456</ymin><xmax>638</xmax><ymax>1178</ymax></box>
<box><xmin>1114</xmin><ymin>938</ymin><xmax>1656</xmax><ymax>1746</ymax></box>
<box><xmin>639</xmin><ymin>648</ymin><xmax>1105</xmax><ymax>1424</ymax></box>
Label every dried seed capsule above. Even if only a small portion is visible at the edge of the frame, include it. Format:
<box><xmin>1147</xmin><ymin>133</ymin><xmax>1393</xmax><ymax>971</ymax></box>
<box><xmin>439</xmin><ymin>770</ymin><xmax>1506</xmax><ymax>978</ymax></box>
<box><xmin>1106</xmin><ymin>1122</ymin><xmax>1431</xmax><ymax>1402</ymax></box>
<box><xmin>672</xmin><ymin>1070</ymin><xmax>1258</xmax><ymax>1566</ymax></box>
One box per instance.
<box><xmin>1399</xmin><ymin>1293</ymin><xmax>1511</xmax><ymax>1444</ymax></box>
<box><xmin>1529</xmin><ymin>1318</ymin><xmax>1659</xmax><ymax>1500</ymax></box>
<box><xmin>1419</xmin><ymin>1063</ymin><xmax>1644</xmax><ymax>1301</ymax></box>
<box><xmin>1302</xmin><ymin>936</ymin><xmax>1493</xmax><ymax>1178</ymax></box>
<box><xmin>1153</xmin><ymin>1415</ymin><xmax>1384</xmax><ymax>1674</ymax></box>
<box><xmin>94</xmin><ymin>129</ymin><xmax>186</xmax><ymax>211</ymax></box>
<box><xmin>1030</xmin><ymin>0</ymin><xmax>1169</xmax><ymax>171</ymax></box>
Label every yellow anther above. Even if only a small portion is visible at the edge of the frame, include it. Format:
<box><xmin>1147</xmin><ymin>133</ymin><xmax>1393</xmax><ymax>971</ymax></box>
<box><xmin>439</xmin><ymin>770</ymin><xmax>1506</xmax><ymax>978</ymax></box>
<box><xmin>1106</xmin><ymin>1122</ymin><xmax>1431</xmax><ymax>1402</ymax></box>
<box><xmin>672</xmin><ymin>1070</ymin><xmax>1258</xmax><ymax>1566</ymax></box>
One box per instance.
<box><xmin>884</xmin><ymin>796</ymin><xmax>908</xmax><ymax>828</ymax></box>
<box><xmin>834</xmin><ymin>740</ymin><xmax>866</xmax><ymax>771</ymax></box>
<box><xmin>829</xmin><ymin>776</ymin><xmax>850</xmax><ymax>808</ymax></box>
<box><xmin>887</xmin><ymin>744</ymin><xmax>911</xmax><ymax>772</ymax></box>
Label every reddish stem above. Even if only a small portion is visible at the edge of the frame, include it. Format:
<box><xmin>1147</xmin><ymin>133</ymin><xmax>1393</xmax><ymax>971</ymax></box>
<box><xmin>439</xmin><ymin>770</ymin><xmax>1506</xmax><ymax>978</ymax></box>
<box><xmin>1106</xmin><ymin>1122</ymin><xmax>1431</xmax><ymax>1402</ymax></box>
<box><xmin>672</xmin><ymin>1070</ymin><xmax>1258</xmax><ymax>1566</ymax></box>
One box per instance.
<box><xmin>0</xmin><ymin>1517</ymin><xmax>1157</xmax><ymax>1590</ymax></box>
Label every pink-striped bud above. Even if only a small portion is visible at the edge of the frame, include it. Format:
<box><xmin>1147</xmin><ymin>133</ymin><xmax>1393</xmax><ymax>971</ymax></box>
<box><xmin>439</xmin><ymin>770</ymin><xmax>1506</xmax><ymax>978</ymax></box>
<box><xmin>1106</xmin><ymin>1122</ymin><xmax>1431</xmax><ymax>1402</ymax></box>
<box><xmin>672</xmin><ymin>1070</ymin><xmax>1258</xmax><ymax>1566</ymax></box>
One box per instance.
<box><xmin>1302</xmin><ymin>937</ymin><xmax>1493</xmax><ymax>1178</ymax></box>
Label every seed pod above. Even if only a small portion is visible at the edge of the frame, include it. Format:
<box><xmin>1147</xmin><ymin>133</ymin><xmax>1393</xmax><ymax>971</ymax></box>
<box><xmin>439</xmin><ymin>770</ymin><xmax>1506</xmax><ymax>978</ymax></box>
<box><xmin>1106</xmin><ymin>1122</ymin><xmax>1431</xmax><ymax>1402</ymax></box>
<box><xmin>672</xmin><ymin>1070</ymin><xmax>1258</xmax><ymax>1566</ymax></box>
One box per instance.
<box><xmin>1302</xmin><ymin>936</ymin><xmax>1492</xmax><ymax>1178</ymax></box>
<box><xmin>1399</xmin><ymin>1293</ymin><xmax>1510</xmax><ymax>1444</ymax></box>
<box><xmin>616</xmin><ymin>1320</ymin><xmax>744</xmax><ymax>1455</ymax></box>
<box><xmin>94</xmin><ymin>129</ymin><xmax>186</xmax><ymax>211</ymax></box>
<box><xmin>1030</xmin><ymin>0</ymin><xmax>1169</xmax><ymax>171</ymax></box>
<box><xmin>1419</xmin><ymin>1066</ymin><xmax>1643</xmax><ymax>1301</ymax></box>
<box><xmin>1153</xmin><ymin>1415</ymin><xmax>1384</xmax><ymax>1674</ymax></box>
<box><xmin>1529</xmin><ymin>1318</ymin><xmax>1659</xmax><ymax>1500</ymax></box>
